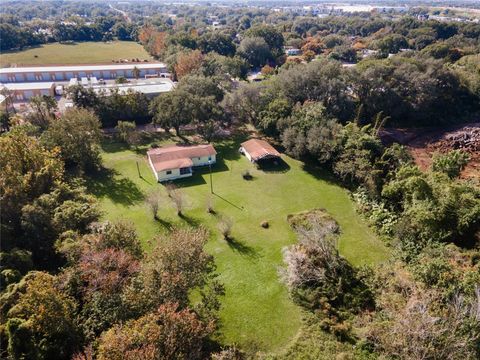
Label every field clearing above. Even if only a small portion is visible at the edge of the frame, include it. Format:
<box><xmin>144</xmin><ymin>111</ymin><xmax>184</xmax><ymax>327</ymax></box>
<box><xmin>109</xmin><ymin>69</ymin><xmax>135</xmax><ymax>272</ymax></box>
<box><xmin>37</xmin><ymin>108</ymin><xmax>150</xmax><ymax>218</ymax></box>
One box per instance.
<box><xmin>0</xmin><ymin>41</ymin><xmax>151</xmax><ymax>67</ymax></box>
<box><xmin>86</xmin><ymin>134</ymin><xmax>390</xmax><ymax>354</ymax></box>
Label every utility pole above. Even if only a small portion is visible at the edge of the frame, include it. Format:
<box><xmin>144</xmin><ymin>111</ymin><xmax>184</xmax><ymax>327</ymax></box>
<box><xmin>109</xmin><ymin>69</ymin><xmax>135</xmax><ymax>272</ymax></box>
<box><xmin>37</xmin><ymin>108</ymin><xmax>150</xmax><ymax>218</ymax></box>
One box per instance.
<box><xmin>209</xmin><ymin>161</ymin><xmax>213</xmax><ymax>194</ymax></box>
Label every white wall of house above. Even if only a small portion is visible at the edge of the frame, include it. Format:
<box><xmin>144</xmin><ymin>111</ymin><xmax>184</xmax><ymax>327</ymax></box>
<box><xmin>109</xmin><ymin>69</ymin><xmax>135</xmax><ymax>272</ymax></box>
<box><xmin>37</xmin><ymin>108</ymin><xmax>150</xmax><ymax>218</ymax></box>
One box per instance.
<box><xmin>148</xmin><ymin>153</ymin><xmax>216</xmax><ymax>182</ymax></box>
<box><xmin>241</xmin><ymin>147</ymin><xmax>253</xmax><ymax>162</ymax></box>
<box><xmin>191</xmin><ymin>154</ymin><xmax>216</xmax><ymax>167</ymax></box>
<box><xmin>157</xmin><ymin>168</ymin><xmax>193</xmax><ymax>182</ymax></box>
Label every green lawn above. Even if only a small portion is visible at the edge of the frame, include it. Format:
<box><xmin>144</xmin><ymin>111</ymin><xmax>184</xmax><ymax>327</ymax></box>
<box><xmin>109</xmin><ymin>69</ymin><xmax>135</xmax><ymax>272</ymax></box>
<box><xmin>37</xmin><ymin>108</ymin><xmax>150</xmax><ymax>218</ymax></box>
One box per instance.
<box><xmin>87</xmin><ymin>135</ymin><xmax>390</xmax><ymax>354</ymax></box>
<box><xmin>1</xmin><ymin>41</ymin><xmax>151</xmax><ymax>67</ymax></box>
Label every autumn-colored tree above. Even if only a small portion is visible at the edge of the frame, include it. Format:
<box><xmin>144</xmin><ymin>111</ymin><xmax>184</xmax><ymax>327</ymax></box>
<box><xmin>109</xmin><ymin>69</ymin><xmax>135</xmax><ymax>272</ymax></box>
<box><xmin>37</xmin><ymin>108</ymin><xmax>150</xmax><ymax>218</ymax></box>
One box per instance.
<box><xmin>138</xmin><ymin>26</ymin><xmax>168</xmax><ymax>58</ymax></box>
<box><xmin>301</xmin><ymin>36</ymin><xmax>324</xmax><ymax>54</ymax></box>
<box><xmin>302</xmin><ymin>50</ymin><xmax>316</xmax><ymax>62</ymax></box>
<box><xmin>124</xmin><ymin>227</ymin><xmax>220</xmax><ymax>314</ymax></box>
<box><xmin>150</xmin><ymin>31</ymin><xmax>168</xmax><ymax>58</ymax></box>
<box><xmin>174</xmin><ymin>50</ymin><xmax>204</xmax><ymax>79</ymax></box>
<box><xmin>261</xmin><ymin>64</ymin><xmax>275</xmax><ymax>77</ymax></box>
<box><xmin>352</xmin><ymin>41</ymin><xmax>366</xmax><ymax>51</ymax></box>
<box><xmin>98</xmin><ymin>303</ymin><xmax>214</xmax><ymax>360</ymax></box>
<box><xmin>4</xmin><ymin>272</ymin><xmax>79</xmax><ymax>360</ymax></box>
<box><xmin>138</xmin><ymin>26</ymin><xmax>154</xmax><ymax>45</ymax></box>
<box><xmin>78</xmin><ymin>247</ymin><xmax>140</xmax><ymax>297</ymax></box>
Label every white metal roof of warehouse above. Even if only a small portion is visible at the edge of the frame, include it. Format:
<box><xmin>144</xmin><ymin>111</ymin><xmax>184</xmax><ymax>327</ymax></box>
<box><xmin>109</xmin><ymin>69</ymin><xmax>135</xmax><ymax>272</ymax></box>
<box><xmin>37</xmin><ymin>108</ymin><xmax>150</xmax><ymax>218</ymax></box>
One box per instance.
<box><xmin>2</xmin><ymin>82</ymin><xmax>55</xmax><ymax>90</ymax></box>
<box><xmin>0</xmin><ymin>63</ymin><xmax>167</xmax><ymax>74</ymax></box>
<box><xmin>92</xmin><ymin>81</ymin><xmax>174</xmax><ymax>95</ymax></box>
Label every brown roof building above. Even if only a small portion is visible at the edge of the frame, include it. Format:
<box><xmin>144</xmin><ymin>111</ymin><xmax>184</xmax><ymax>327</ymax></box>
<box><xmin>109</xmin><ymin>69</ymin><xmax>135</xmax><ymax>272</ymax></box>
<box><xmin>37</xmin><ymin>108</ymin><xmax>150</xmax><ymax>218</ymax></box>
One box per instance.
<box><xmin>240</xmin><ymin>139</ymin><xmax>281</xmax><ymax>163</ymax></box>
<box><xmin>147</xmin><ymin>144</ymin><xmax>216</xmax><ymax>182</ymax></box>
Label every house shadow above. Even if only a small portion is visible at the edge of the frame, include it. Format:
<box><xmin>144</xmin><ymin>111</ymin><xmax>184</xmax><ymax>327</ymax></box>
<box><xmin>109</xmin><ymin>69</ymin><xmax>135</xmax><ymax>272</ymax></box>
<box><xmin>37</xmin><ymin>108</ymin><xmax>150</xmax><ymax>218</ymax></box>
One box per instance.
<box><xmin>256</xmin><ymin>157</ymin><xmax>291</xmax><ymax>173</ymax></box>
<box><xmin>170</xmin><ymin>174</ymin><xmax>207</xmax><ymax>188</ymax></box>
<box><xmin>226</xmin><ymin>237</ymin><xmax>260</xmax><ymax>259</ymax></box>
<box><xmin>86</xmin><ymin>167</ymin><xmax>144</xmax><ymax>205</ymax></box>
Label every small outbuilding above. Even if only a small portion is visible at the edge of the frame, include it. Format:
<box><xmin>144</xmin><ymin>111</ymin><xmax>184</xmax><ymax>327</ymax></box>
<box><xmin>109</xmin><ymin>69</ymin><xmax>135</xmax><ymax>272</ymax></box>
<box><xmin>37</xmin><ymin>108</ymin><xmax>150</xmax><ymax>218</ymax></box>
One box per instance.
<box><xmin>240</xmin><ymin>139</ymin><xmax>281</xmax><ymax>163</ymax></box>
<box><xmin>147</xmin><ymin>144</ymin><xmax>216</xmax><ymax>182</ymax></box>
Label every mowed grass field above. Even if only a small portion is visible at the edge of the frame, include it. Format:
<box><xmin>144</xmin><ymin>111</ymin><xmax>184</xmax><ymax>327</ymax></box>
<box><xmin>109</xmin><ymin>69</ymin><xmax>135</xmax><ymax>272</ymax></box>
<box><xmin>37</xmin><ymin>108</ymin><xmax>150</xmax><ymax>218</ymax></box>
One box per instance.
<box><xmin>87</xmin><ymin>134</ymin><xmax>390</xmax><ymax>354</ymax></box>
<box><xmin>0</xmin><ymin>41</ymin><xmax>151</xmax><ymax>67</ymax></box>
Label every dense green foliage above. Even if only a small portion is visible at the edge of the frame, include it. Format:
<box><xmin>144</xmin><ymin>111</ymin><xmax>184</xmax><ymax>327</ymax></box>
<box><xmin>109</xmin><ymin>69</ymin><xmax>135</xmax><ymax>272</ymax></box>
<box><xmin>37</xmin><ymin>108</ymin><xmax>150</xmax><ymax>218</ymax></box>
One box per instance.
<box><xmin>1</xmin><ymin>1</ymin><xmax>480</xmax><ymax>359</ymax></box>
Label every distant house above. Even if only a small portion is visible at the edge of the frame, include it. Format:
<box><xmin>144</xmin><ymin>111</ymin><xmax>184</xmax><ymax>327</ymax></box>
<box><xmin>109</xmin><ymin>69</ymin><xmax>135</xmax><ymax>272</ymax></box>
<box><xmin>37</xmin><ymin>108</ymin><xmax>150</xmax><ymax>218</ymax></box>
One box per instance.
<box><xmin>147</xmin><ymin>144</ymin><xmax>217</xmax><ymax>182</ymax></box>
<box><xmin>240</xmin><ymin>139</ymin><xmax>281</xmax><ymax>163</ymax></box>
<box><xmin>285</xmin><ymin>48</ymin><xmax>301</xmax><ymax>56</ymax></box>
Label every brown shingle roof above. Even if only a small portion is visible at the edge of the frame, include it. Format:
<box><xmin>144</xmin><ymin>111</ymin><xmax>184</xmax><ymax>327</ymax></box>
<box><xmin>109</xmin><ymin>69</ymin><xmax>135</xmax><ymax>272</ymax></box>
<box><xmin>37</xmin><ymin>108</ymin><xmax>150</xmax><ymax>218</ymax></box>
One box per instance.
<box><xmin>151</xmin><ymin>158</ymin><xmax>193</xmax><ymax>172</ymax></box>
<box><xmin>241</xmin><ymin>139</ymin><xmax>281</xmax><ymax>161</ymax></box>
<box><xmin>147</xmin><ymin>144</ymin><xmax>216</xmax><ymax>172</ymax></box>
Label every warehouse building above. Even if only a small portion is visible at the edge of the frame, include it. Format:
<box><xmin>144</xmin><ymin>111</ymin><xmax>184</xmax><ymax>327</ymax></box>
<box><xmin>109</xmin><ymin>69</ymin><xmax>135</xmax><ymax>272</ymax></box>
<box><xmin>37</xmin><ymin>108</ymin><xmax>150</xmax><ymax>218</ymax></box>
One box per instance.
<box><xmin>0</xmin><ymin>63</ymin><xmax>168</xmax><ymax>83</ymax></box>
<box><xmin>1</xmin><ymin>82</ymin><xmax>56</xmax><ymax>101</ymax></box>
<box><xmin>92</xmin><ymin>79</ymin><xmax>175</xmax><ymax>98</ymax></box>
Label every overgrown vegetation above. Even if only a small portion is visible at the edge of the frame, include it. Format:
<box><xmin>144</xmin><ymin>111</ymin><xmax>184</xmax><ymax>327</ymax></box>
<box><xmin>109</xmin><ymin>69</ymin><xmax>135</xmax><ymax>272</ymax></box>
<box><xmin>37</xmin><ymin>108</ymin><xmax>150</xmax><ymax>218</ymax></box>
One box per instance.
<box><xmin>1</xmin><ymin>1</ymin><xmax>480</xmax><ymax>359</ymax></box>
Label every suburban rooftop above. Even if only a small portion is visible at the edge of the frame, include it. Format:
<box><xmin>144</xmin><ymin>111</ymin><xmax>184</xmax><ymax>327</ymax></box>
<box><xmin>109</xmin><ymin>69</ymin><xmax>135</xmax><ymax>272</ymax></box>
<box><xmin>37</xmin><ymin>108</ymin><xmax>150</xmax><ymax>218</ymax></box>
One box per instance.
<box><xmin>241</xmin><ymin>139</ymin><xmax>281</xmax><ymax>161</ymax></box>
<box><xmin>148</xmin><ymin>144</ymin><xmax>216</xmax><ymax>172</ymax></box>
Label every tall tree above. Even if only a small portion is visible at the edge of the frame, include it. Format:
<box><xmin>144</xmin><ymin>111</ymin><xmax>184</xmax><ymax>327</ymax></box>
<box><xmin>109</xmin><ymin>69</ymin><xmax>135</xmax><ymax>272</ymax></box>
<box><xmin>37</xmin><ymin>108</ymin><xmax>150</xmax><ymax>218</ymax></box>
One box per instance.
<box><xmin>0</xmin><ymin>130</ymin><xmax>64</xmax><ymax>247</ymax></box>
<box><xmin>4</xmin><ymin>272</ymin><xmax>79</xmax><ymax>360</ymax></box>
<box><xmin>42</xmin><ymin>108</ymin><xmax>102</xmax><ymax>171</ymax></box>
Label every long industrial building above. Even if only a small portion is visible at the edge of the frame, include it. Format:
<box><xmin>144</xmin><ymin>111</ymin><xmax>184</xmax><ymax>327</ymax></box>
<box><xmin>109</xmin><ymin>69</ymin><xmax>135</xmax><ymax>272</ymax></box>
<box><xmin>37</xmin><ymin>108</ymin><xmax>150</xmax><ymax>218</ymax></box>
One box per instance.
<box><xmin>0</xmin><ymin>63</ymin><xmax>168</xmax><ymax>83</ymax></box>
<box><xmin>2</xmin><ymin>82</ymin><xmax>56</xmax><ymax>101</ymax></box>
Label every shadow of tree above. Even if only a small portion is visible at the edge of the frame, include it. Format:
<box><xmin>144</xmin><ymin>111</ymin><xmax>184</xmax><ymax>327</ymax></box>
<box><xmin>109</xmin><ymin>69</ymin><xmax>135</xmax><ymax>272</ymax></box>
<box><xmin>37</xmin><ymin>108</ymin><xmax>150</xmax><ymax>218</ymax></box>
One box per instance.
<box><xmin>85</xmin><ymin>167</ymin><xmax>144</xmax><ymax>205</ymax></box>
<box><xmin>301</xmin><ymin>159</ymin><xmax>342</xmax><ymax>186</ymax></box>
<box><xmin>226</xmin><ymin>237</ymin><xmax>260</xmax><ymax>259</ymax></box>
<box><xmin>155</xmin><ymin>217</ymin><xmax>174</xmax><ymax>231</ymax></box>
<box><xmin>213</xmin><ymin>136</ymin><xmax>246</xmax><ymax>162</ymax></box>
<box><xmin>179</xmin><ymin>213</ymin><xmax>202</xmax><ymax>227</ymax></box>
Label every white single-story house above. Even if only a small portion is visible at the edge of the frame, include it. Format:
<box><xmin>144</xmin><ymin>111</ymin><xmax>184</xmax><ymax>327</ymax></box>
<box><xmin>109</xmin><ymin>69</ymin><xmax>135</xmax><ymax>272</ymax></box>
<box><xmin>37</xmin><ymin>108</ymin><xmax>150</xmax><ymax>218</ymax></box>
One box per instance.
<box><xmin>240</xmin><ymin>139</ymin><xmax>281</xmax><ymax>163</ymax></box>
<box><xmin>285</xmin><ymin>48</ymin><xmax>302</xmax><ymax>56</ymax></box>
<box><xmin>147</xmin><ymin>144</ymin><xmax>217</xmax><ymax>182</ymax></box>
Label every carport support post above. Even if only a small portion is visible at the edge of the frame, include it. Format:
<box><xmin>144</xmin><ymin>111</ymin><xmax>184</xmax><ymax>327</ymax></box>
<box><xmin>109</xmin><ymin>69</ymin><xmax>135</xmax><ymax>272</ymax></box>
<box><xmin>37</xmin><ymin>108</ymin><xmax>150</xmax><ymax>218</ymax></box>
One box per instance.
<box><xmin>209</xmin><ymin>161</ymin><xmax>213</xmax><ymax>194</ymax></box>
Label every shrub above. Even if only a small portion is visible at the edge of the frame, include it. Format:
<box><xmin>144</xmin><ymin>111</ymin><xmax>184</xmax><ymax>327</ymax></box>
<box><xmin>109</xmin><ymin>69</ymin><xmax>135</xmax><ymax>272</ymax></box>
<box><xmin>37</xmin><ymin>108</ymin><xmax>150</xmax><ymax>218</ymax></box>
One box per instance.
<box><xmin>218</xmin><ymin>217</ymin><xmax>233</xmax><ymax>240</ymax></box>
<box><xmin>242</xmin><ymin>170</ymin><xmax>252</xmax><ymax>180</ymax></box>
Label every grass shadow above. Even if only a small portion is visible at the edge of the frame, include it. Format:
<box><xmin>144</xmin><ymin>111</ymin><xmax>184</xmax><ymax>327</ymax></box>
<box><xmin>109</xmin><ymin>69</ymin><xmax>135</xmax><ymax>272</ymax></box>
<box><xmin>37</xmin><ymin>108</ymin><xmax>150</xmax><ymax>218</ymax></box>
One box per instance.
<box><xmin>226</xmin><ymin>237</ymin><xmax>260</xmax><ymax>259</ymax></box>
<box><xmin>85</xmin><ymin>167</ymin><xmax>144</xmax><ymax>205</ymax></box>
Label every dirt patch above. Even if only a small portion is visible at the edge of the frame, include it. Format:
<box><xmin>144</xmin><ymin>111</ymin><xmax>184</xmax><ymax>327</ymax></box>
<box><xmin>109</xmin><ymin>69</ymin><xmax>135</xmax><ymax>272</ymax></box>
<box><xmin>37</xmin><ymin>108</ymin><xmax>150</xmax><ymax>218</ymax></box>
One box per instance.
<box><xmin>380</xmin><ymin>122</ymin><xmax>480</xmax><ymax>179</ymax></box>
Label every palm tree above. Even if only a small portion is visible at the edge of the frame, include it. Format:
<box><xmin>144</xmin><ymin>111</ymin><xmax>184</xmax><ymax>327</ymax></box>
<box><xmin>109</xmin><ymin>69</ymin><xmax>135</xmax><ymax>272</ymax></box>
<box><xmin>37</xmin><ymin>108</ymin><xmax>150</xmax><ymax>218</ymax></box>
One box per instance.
<box><xmin>132</xmin><ymin>66</ymin><xmax>140</xmax><ymax>80</ymax></box>
<box><xmin>0</xmin><ymin>87</ymin><xmax>15</xmax><ymax>116</ymax></box>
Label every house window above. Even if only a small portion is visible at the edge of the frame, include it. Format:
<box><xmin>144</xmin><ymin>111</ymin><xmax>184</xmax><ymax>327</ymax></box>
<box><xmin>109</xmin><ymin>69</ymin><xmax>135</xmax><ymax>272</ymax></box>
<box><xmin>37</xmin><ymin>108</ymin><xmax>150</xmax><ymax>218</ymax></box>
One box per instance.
<box><xmin>208</xmin><ymin>156</ymin><xmax>212</xmax><ymax>161</ymax></box>
<box><xmin>166</xmin><ymin>170</ymin><xmax>172</xmax><ymax>175</ymax></box>
<box><xmin>180</xmin><ymin>167</ymin><xmax>191</xmax><ymax>175</ymax></box>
